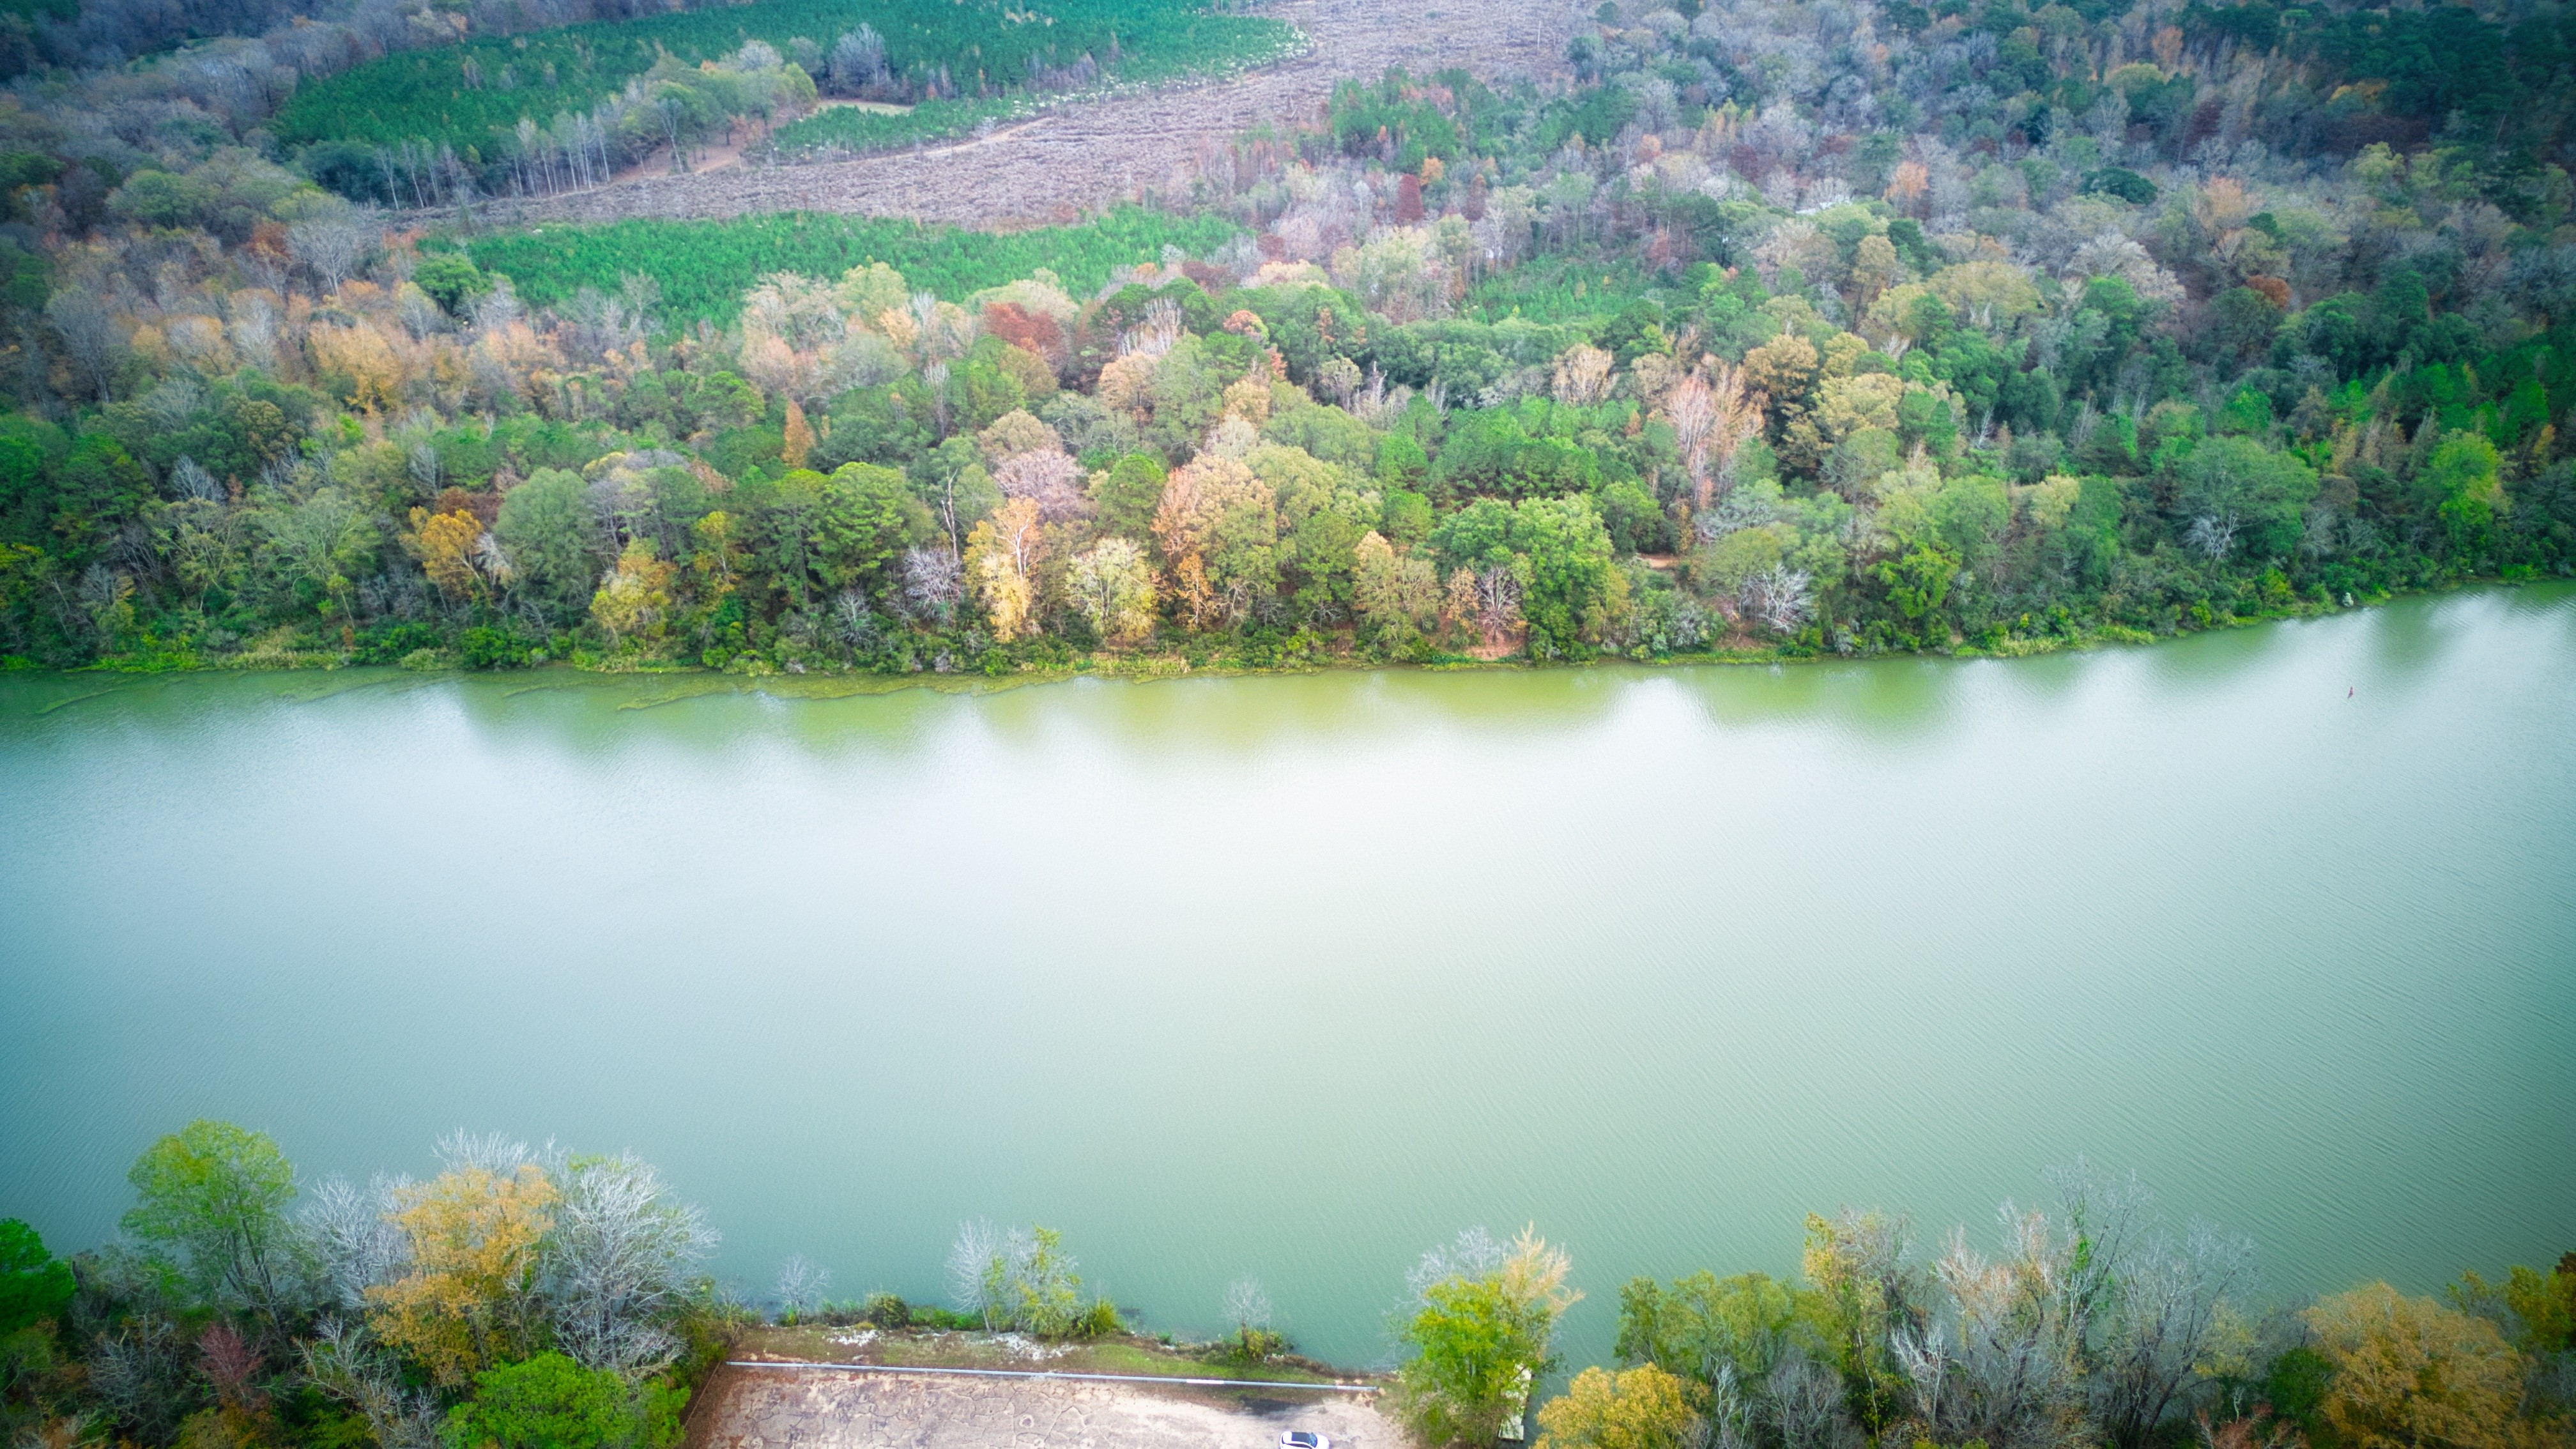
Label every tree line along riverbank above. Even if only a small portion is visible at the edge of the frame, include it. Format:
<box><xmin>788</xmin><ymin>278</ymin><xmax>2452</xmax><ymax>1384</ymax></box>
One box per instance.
<box><xmin>4</xmin><ymin>1120</ymin><xmax>2571</xmax><ymax>1449</ymax></box>
<box><xmin>2</xmin><ymin>0</ymin><xmax>2573</xmax><ymax>676</ymax></box>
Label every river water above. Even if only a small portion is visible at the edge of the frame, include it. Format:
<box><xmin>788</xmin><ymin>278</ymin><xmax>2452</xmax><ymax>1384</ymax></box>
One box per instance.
<box><xmin>3</xmin><ymin>586</ymin><xmax>2572</xmax><ymax>1368</ymax></box>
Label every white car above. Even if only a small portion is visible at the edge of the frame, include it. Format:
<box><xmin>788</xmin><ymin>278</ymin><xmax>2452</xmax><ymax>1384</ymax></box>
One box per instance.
<box><xmin>1280</xmin><ymin>1434</ymin><xmax>1330</xmax><ymax>1449</ymax></box>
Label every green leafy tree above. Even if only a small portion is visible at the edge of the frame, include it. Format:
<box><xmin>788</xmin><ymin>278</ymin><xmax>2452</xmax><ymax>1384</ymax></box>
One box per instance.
<box><xmin>2413</xmin><ymin>434</ymin><xmax>2507</xmax><ymax>560</ymax></box>
<box><xmin>1392</xmin><ymin>1229</ymin><xmax>1581</xmax><ymax>1448</ymax></box>
<box><xmin>2174</xmin><ymin>436</ymin><xmax>2319</xmax><ymax>562</ymax></box>
<box><xmin>122</xmin><ymin>1119</ymin><xmax>297</xmax><ymax>1320</ymax></box>
<box><xmin>2453</xmin><ymin>1255</ymin><xmax>2576</xmax><ymax>1355</ymax></box>
<box><xmin>1091</xmin><ymin>453</ymin><xmax>1167</xmax><ymax>539</ymax></box>
<box><xmin>495</xmin><ymin>468</ymin><xmax>600</xmax><ymax>617</ymax></box>
<box><xmin>0</xmin><ymin>1220</ymin><xmax>74</xmax><ymax>1334</ymax></box>
<box><xmin>1510</xmin><ymin>494</ymin><xmax>1623</xmax><ymax>657</ymax></box>
<box><xmin>413</xmin><ymin>256</ymin><xmax>493</xmax><ymax>316</ymax></box>
<box><xmin>1615</xmin><ymin>1270</ymin><xmax>1803</xmax><ymax>1391</ymax></box>
<box><xmin>811</xmin><ymin>462</ymin><xmax>934</xmax><ymax>591</ymax></box>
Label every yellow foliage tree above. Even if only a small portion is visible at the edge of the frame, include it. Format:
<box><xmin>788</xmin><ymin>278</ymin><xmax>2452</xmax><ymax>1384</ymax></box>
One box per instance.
<box><xmin>406</xmin><ymin>508</ymin><xmax>484</xmax><ymax>600</ymax></box>
<box><xmin>1066</xmin><ymin>535</ymin><xmax>1156</xmax><ymax>645</ymax></box>
<box><xmin>309</xmin><ymin>321</ymin><xmax>406</xmax><ymax>412</ymax></box>
<box><xmin>365</xmin><ymin>1164</ymin><xmax>558</xmax><ymax>1386</ymax></box>
<box><xmin>781</xmin><ymin>399</ymin><xmax>815</xmax><ymax>470</ymax></box>
<box><xmin>1537</xmin><ymin>1364</ymin><xmax>1703</xmax><ymax>1449</ymax></box>
<box><xmin>2304</xmin><ymin>1284</ymin><xmax>2527</xmax><ymax>1449</ymax></box>
<box><xmin>965</xmin><ymin>496</ymin><xmax>1043</xmax><ymax>641</ymax></box>
<box><xmin>590</xmin><ymin>539</ymin><xmax>677</xmax><ymax>648</ymax></box>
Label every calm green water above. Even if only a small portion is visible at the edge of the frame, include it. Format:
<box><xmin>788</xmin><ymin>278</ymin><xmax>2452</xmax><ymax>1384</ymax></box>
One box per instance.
<box><xmin>3</xmin><ymin>586</ymin><xmax>2572</xmax><ymax>1369</ymax></box>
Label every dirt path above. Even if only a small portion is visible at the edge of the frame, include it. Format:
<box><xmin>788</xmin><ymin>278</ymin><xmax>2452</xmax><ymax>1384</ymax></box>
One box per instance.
<box><xmin>687</xmin><ymin>1363</ymin><xmax>1403</xmax><ymax>1449</ymax></box>
<box><xmin>470</xmin><ymin>0</ymin><xmax>1580</xmax><ymax>230</ymax></box>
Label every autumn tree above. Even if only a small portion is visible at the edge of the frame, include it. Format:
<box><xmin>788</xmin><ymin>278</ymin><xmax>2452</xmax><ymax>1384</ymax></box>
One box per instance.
<box><xmin>1535</xmin><ymin>1364</ymin><xmax>1703</xmax><ymax>1449</ymax></box>
<box><xmin>408</xmin><ymin>508</ymin><xmax>486</xmax><ymax>601</ymax></box>
<box><xmin>590</xmin><ymin>540</ymin><xmax>677</xmax><ymax>650</ymax></box>
<box><xmin>965</xmin><ymin>496</ymin><xmax>1043</xmax><ymax>640</ymax></box>
<box><xmin>2303</xmin><ymin>1284</ymin><xmax>2527</xmax><ymax>1449</ymax></box>
<box><xmin>781</xmin><ymin>399</ymin><xmax>815</xmax><ymax>470</ymax></box>
<box><xmin>1151</xmin><ymin>454</ymin><xmax>1278</xmax><ymax>628</ymax></box>
<box><xmin>1067</xmin><ymin>536</ymin><xmax>1156</xmax><ymax>645</ymax></box>
<box><xmin>367</xmin><ymin>1162</ymin><xmax>559</xmax><ymax>1386</ymax></box>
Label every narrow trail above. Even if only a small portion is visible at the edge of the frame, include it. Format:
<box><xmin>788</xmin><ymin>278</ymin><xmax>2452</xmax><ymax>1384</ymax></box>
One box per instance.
<box><xmin>459</xmin><ymin>0</ymin><xmax>1579</xmax><ymax>231</ymax></box>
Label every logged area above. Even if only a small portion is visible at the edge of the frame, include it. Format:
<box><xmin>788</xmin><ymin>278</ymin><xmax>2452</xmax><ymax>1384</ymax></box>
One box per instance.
<box><xmin>475</xmin><ymin>0</ymin><xmax>1579</xmax><ymax>228</ymax></box>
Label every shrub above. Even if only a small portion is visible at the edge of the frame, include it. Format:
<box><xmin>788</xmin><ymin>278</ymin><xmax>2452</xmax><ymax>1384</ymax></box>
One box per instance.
<box><xmin>440</xmin><ymin>1354</ymin><xmax>684</xmax><ymax>1449</ymax></box>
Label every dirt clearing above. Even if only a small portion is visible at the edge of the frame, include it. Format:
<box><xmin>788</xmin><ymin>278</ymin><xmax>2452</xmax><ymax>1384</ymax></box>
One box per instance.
<box><xmin>466</xmin><ymin>0</ymin><xmax>1579</xmax><ymax>230</ymax></box>
<box><xmin>688</xmin><ymin>1363</ymin><xmax>1402</xmax><ymax>1449</ymax></box>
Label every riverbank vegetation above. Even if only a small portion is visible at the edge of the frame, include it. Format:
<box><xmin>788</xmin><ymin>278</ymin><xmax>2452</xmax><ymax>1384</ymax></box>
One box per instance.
<box><xmin>1</xmin><ymin>0</ymin><xmax>2575</xmax><ymax>675</ymax></box>
<box><xmin>1</xmin><ymin>1121</ymin><xmax>742</xmax><ymax>1449</ymax></box>
<box><xmin>7</xmin><ymin>1131</ymin><xmax>2570</xmax><ymax>1449</ymax></box>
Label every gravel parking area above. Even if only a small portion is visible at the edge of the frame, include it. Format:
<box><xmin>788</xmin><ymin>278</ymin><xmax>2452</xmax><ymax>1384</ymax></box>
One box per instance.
<box><xmin>688</xmin><ymin>1363</ymin><xmax>1403</xmax><ymax>1449</ymax></box>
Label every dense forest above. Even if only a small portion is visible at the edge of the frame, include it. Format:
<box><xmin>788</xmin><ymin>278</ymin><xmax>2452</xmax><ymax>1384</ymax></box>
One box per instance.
<box><xmin>4</xmin><ymin>1126</ymin><xmax>2571</xmax><ymax>1449</ymax></box>
<box><xmin>0</xmin><ymin>0</ymin><xmax>2572</xmax><ymax>674</ymax></box>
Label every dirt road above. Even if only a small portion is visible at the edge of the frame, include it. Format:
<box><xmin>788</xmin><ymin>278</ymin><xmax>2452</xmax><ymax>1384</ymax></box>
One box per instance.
<box><xmin>687</xmin><ymin>1363</ymin><xmax>1404</xmax><ymax>1449</ymax></box>
<box><xmin>473</xmin><ymin>0</ymin><xmax>1579</xmax><ymax>230</ymax></box>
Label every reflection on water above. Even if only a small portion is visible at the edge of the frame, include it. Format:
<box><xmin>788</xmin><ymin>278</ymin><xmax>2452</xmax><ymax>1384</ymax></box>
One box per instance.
<box><xmin>1</xmin><ymin>585</ymin><xmax>2572</xmax><ymax>1369</ymax></box>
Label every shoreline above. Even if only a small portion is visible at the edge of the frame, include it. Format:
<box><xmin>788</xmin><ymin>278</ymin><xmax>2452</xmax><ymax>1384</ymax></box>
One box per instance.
<box><xmin>15</xmin><ymin>576</ymin><xmax>2564</xmax><ymax>692</ymax></box>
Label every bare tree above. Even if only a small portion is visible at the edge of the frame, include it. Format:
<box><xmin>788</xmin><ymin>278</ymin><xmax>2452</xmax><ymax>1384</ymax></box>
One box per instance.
<box><xmin>2090</xmin><ymin>1226</ymin><xmax>2255</xmax><ymax>1449</ymax></box>
<box><xmin>1894</xmin><ymin>1208</ymin><xmax>2092</xmax><ymax>1449</ymax></box>
<box><xmin>1772</xmin><ymin>1354</ymin><xmax>1851</xmax><ymax>1449</ymax></box>
<box><xmin>1742</xmin><ymin>565</ymin><xmax>1814</xmax><ymax>632</ymax></box>
<box><xmin>170</xmin><ymin>456</ymin><xmax>222</xmax><ymax>503</ymax></box>
<box><xmin>774</xmin><ymin>1255</ymin><xmax>830</xmax><ymax>1321</ymax></box>
<box><xmin>287</xmin><ymin>216</ymin><xmax>370</xmax><ymax>295</ymax></box>
<box><xmin>1404</xmin><ymin>1227</ymin><xmax>1507</xmax><ymax>1307</ymax></box>
<box><xmin>947</xmin><ymin>1218</ymin><xmax>1008</xmax><ymax>1329</ymax></box>
<box><xmin>829</xmin><ymin>24</ymin><xmax>886</xmax><ymax>95</ymax></box>
<box><xmin>302</xmin><ymin>1174</ymin><xmax>412</xmax><ymax>1312</ymax></box>
<box><xmin>546</xmin><ymin>1154</ymin><xmax>718</xmax><ymax>1376</ymax></box>
<box><xmin>2187</xmin><ymin>512</ymin><xmax>2239</xmax><ymax>562</ymax></box>
<box><xmin>301</xmin><ymin>1319</ymin><xmax>441</xmax><ymax>1449</ymax></box>
<box><xmin>1223</xmin><ymin>1277</ymin><xmax>1273</xmax><ymax>1338</ymax></box>
<box><xmin>46</xmin><ymin>290</ymin><xmax>122</xmax><ymax>403</ymax></box>
<box><xmin>91</xmin><ymin>1315</ymin><xmax>189</xmax><ymax>1445</ymax></box>
<box><xmin>435</xmin><ymin>1129</ymin><xmax>537</xmax><ymax>1175</ymax></box>
<box><xmin>902</xmin><ymin>546</ymin><xmax>962</xmax><ymax>620</ymax></box>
